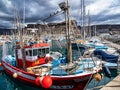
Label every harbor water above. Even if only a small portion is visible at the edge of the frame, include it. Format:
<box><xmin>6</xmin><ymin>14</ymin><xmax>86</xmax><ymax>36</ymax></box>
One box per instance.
<box><xmin>0</xmin><ymin>45</ymin><xmax>118</xmax><ymax>90</ymax></box>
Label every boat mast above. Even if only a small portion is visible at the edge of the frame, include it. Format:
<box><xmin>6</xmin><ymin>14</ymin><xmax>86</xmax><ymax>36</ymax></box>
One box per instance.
<box><xmin>81</xmin><ymin>0</ymin><xmax>86</xmax><ymax>40</ymax></box>
<box><xmin>87</xmin><ymin>10</ymin><xmax>91</xmax><ymax>37</ymax></box>
<box><xmin>13</xmin><ymin>0</ymin><xmax>18</xmax><ymax>67</ymax></box>
<box><xmin>66</xmin><ymin>0</ymin><xmax>72</xmax><ymax>63</ymax></box>
<box><xmin>16</xmin><ymin>0</ymin><xmax>26</xmax><ymax>70</ymax></box>
<box><xmin>16</xmin><ymin>9</ymin><xmax>26</xmax><ymax>70</ymax></box>
<box><xmin>21</xmin><ymin>0</ymin><xmax>26</xmax><ymax>70</ymax></box>
<box><xmin>59</xmin><ymin>0</ymin><xmax>72</xmax><ymax>63</ymax></box>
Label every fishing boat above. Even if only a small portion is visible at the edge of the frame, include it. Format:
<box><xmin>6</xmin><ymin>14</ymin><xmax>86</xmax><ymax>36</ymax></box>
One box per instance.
<box><xmin>85</xmin><ymin>36</ymin><xmax>108</xmax><ymax>50</ymax></box>
<box><xmin>1</xmin><ymin>0</ymin><xmax>102</xmax><ymax>90</ymax></box>
<box><xmin>94</xmin><ymin>49</ymin><xmax>119</xmax><ymax>63</ymax></box>
<box><xmin>85</xmin><ymin>36</ymin><xmax>118</xmax><ymax>54</ymax></box>
<box><xmin>84</xmin><ymin>36</ymin><xmax>120</xmax><ymax>69</ymax></box>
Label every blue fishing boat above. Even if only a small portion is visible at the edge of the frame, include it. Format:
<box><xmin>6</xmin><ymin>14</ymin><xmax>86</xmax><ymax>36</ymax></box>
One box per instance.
<box><xmin>94</xmin><ymin>49</ymin><xmax>119</xmax><ymax>63</ymax></box>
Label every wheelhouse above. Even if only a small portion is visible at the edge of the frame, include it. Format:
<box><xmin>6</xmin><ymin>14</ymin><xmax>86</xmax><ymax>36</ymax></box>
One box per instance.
<box><xmin>17</xmin><ymin>43</ymin><xmax>51</xmax><ymax>68</ymax></box>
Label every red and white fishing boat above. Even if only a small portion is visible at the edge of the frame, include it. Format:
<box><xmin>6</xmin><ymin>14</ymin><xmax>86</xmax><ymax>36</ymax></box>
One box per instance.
<box><xmin>1</xmin><ymin>41</ymin><xmax>102</xmax><ymax>90</ymax></box>
<box><xmin>1</xmin><ymin>0</ymin><xmax>102</xmax><ymax>90</ymax></box>
<box><xmin>2</xmin><ymin>42</ymin><xmax>53</xmax><ymax>88</ymax></box>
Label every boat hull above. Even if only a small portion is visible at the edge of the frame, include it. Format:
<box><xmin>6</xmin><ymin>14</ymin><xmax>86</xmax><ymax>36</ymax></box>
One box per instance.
<box><xmin>2</xmin><ymin>61</ymin><xmax>94</xmax><ymax>90</ymax></box>
<box><xmin>51</xmin><ymin>75</ymin><xmax>92</xmax><ymax>90</ymax></box>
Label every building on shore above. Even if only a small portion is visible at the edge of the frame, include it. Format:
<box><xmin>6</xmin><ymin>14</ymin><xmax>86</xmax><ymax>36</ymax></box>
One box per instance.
<box><xmin>90</xmin><ymin>24</ymin><xmax>120</xmax><ymax>36</ymax></box>
<box><xmin>0</xmin><ymin>23</ymin><xmax>120</xmax><ymax>37</ymax></box>
<box><xmin>24</xmin><ymin>20</ymin><xmax>81</xmax><ymax>38</ymax></box>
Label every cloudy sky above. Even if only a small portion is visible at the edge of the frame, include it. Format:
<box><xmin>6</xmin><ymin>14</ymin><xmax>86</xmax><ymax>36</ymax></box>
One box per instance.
<box><xmin>0</xmin><ymin>0</ymin><xmax>120</xmax><ymax>29</ymax></box>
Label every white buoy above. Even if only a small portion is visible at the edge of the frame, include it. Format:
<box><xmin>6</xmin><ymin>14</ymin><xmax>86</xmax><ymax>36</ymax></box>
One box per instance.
<box><xmin>0</xmin><ymin>62</ymin><xmax>2</xmax><ymax>66</ymax></box>
<box><xmin>13</xmin><ymin>73</ymin><xmax>18</xmax><ymax>78</ymax></box>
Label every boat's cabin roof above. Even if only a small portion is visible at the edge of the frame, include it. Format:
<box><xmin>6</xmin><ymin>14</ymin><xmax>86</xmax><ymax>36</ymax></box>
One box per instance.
<box><xmin>24</xmin><ymin>43</ymin><xmax>50</xmax><ymax>48</ymax></box>
<box><xmin>18</xmin><ymin>43</ymin><xmax>50</xmax><ymax>57</ymax></box>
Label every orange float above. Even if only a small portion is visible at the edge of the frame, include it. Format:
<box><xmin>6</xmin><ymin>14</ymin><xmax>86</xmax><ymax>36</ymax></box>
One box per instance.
<box><xmin>35</xmin><ymin>75</ymin><xmax>52</xmax><ymax>88</ymax></box>
<box><xmin>93</xmin><ymin>73</ymin><xmax>102</xmax><ymax>81</ymax></box>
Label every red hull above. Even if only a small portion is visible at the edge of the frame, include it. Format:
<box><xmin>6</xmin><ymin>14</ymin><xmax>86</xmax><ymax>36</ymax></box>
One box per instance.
<box><xmin>51</xmin><ymin>75</ymin><xmax>92</xmax><ymax>90</ymax></box>
<box><xmin>2</xmin><ymin>61</ymin><xmax>93</xmax><ymax>90</ymax></box>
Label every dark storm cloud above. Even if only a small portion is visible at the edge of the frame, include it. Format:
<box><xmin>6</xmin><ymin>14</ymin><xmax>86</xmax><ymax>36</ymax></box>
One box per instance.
<box><xmin>0</xmin><ymin>0</ymin><xmax>120</xmax><ymax>29</ymax></box>
<box><xmin>0</xmin><ymin>0</ymin><xmax>61</xmax><ymax>28</ymax></box>
<box><xmin>16</xmin><ymin>0</ymin><xmax>61</xmax><ymax>22</ymax></box>
<box><xmin>91</xmin><ymin>14</ymin><xmax>120</xmax><ymax>24</ymax></box>
<box><xmin>0</xmin><ymin>0</ymin><xmax>13</xmax><ymax>14</ymax></box>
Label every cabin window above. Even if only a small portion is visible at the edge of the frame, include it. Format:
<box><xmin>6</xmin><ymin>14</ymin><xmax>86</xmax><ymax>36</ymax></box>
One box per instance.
<box><xmin>26</xmin><ymin>51</ymin><xmax>28</xmax><ymax>56</ymax></box>
<box><xmin>33</xmin><ymin>49</ymin><xmax>38</xmax><ymax>56</ymax></box>
<box><xmin>38</xmin><ymin>49</ymin><xmax>42</xmax><ymax>55</ymax></box>
<box><xmin>29</xmin><ymin>50</ymin><xmax>32</xmax><ymax>56</ymax></box>
<box><xmin>46</xmin><ymin>48</ymin><xmax>49</xmax><ymax>53</ymax></box>
<box><xmin>38</xmin><ymin>48</ymin><xmax>46</xmax><ymax>56</ymax></box>
<box><xmin>37</xmin><ymin>48</ymin><xmax>49</xmax><ymax>57</ymax></box>
<box><xmin>42</xmin><ymin>48</ymin><xmax>46</xmax><ymax>55</ymax></box>
<box><xmin>89</xmin><ymin>41</ymin><xmax>93</xmax><ymax>43</ymax></box>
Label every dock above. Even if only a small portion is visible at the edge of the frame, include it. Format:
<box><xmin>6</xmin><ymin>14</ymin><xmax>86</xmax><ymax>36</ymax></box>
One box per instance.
<box><xmin>100</xmin><ymin>74</ymin><xmax>120</xmax><ymax>90</ymax></box>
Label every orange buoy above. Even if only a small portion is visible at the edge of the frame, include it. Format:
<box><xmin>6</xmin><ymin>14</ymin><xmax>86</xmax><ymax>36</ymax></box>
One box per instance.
<box><xmin>35</xmin><ymin>77</ymin><xmax>41</xmax><ymax>86</ymax></box>
<box><xmin>35</xmin><ymin>75</ymin><xmax>52</xmax><ymax>88</ymax></box>
<box><xmin>93</xmin><ymin>73</ymin><xmax>102</xmax><ymax>81</ymax></box>
<box><xmin>13</xmin><ymin>73</ymin><xmax>18</xmax><ymax>78</ymax></box>
<box><xmin>41</xmin><ymin>75</ymin><xmax>52</xmax><ymax>88</ymax></box>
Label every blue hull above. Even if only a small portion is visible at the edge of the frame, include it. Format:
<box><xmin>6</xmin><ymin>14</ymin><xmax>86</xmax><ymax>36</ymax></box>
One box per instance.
<box><xmin>94</xmin><ymin>50</ymin><xmax>119</xmax><ymax>63</ymax></box>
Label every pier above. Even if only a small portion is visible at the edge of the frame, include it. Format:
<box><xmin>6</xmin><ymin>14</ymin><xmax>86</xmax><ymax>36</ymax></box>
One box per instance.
<box><xmin>100</xmin><ymin>74</ymin><xmax>120</xmax><ymax>90</ymax></box>
<box><xmin>100</xmin><ymin>39</ymin><xmax>120</xmax><ymax>89</ymax></box>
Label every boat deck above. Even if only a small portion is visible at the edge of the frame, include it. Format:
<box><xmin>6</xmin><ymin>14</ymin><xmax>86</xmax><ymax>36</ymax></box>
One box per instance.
<box><xmin>100</xmin><ymin>74</ymin><xmax>120</xmax><ymax>90</ymax></box>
